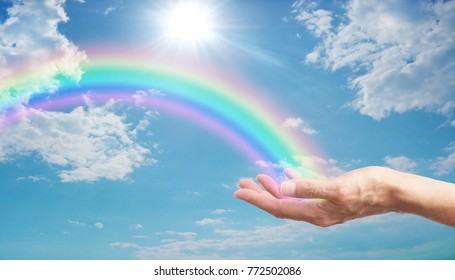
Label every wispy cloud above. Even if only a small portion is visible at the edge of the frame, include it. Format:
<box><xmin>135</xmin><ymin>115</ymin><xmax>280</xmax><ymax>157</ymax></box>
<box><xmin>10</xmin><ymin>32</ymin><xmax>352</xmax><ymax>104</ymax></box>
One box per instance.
<box><xmin>384</xmin><ymin>155</ymin><xmax>417</xmax><ymax>173</ymax></box>
<box><xmin>212</xmin><ymin>209</ymin><xmax>233</xmax><ymax>215</ymax></box>
<box><xmin>110</xmin><ymin>221</ymin><xmax>317</xmax><ymax>259</ymax></box>
<box><xmin>162</xmin><ymin>231</ymin><xmax>197</xmax><ymax>239</ymax></box>
<box><xmin>67</xmin><ymin>219</ymin><xmax>87</xmax><ymax>227</ymax></box>
<box><xmin>282</xmin><ymin>117</ymin><xmax>318</xmax><ymax>135</ymax></box>
<box><xmin>431</xmin><ymin>141</ymin><xmax>455</xmax><ymax>176</ymax></box>
<box><xmin>196</xmin><ymin>218</ymin><xmax>224</xmax><ymax>226</ymax></box>
<box><xmin>221</xmin><ymin>183</ymin><xmax>232</xmax><ymax>189</ymax></box>
<box><xmin>132</xmin><ymin>235</ymin><xmax>148</xmax><ymax>239</ymax></box>
<box><xmin>111</xmin><ymin>214</ymin><xmax>454</xmax><ymax>259</ymax></box>
<box><xmin>172</xmin><ymin>190</ymin><xmax>201</xmax><ymax>200</ymax></box>
<box><xmin>130</xmin><ymin>224</ymin><xmax>144</xmax><ymax>230</ymax></box>
<box><xmin>292</xmin><ymin>0</ymin><xmax>455</xmax><ymax>120</ymax></box>
<box><xmin>307</xmin><ymin>237</ymin><xmax>455</xmax><ymax>260</ymax></box>
<box><xmin>16</xmin><ymin>175</ymin><xmax>47</xmax><ymax>182</ymax></box>
<box><xmin>104</xmin><ymin>7</ymin><xmax>116</xmax><ymax>16</ymax></box>
<box><xmin>110</xmin><ymin>242</ymin><xmax>140</xmax><ymax>249</ymax></box>
<box><xmin>104</xmin><ymin>0</ymin><xmax>123</xmax><ymax>16</ymax></box>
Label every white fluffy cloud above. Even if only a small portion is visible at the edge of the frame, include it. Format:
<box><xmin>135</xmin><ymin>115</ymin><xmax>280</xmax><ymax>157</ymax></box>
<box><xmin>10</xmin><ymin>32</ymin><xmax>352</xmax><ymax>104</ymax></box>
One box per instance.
<box><xmin>0</xmin><ymin>105</ymin><xmax>155</xmax><ymax>182</ymax></box>
<box><xmin>293</xmin><ymin>0</ymin><xmax>455</xmax><ymax>120</ymax></box>
<box><xmin>292</xmin><ymin>0</ymin><xmax>333</xmax><ymax>37</ymax></box>
<box><xmin>282</xmin><ymin>117</ymin><xmax>303</xmax><ymax>129</ymax></box>
<box><xmin>384</xmin><ymin>155</ymin><xmax>417</xmax><ymax>173</ymax></box>
<box><xmin>0</xmin><ymin>0</ymin><xmax>87</xmax><ymax>105</ymax></box>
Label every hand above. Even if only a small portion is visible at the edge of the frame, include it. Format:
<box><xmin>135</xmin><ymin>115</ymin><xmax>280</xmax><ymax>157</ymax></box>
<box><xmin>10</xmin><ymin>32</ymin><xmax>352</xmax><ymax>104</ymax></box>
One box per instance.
<box><xmin>235</xmin><ymin>167</ymin><xmax>392</xmax><ymax>227</ymax></box>
<box><xmin>235</xmin><ymin>166</ymin><xmax>455</xmax><ymax>227</ymax></box>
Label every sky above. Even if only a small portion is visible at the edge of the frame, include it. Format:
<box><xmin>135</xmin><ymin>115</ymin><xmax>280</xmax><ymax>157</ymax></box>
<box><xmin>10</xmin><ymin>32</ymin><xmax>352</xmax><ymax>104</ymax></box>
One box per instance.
<box><xmin>0</xmin><ymin>0</ymin><xmax>454</xmax><ymax>260</ymax></box>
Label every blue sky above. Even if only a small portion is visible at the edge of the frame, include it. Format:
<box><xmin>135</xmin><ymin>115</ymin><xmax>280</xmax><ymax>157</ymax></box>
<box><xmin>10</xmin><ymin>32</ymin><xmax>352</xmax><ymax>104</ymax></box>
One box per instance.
<box><xmin>0</xmin><ymin>0</ymin><xmax>454</xmax><ymax>259</ymax></box>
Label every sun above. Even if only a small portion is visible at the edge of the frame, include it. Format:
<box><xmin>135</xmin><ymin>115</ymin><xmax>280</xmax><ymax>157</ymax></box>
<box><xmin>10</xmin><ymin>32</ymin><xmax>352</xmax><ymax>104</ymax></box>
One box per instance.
<box><xmin>163</xmin><ymin>2</ymin><xmax>215</xmax><ymax>44</ymax></box>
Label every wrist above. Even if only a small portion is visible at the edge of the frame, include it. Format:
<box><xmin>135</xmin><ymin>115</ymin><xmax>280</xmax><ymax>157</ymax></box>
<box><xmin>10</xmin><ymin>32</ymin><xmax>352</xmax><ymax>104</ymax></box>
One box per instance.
<box><xmin>378</xmin><ymin>167</ymin><xmax>421</xmax><ymax>214</ymax></box>
<box><xmin>367</xmin><ymin>166</ymin><xmax>403</xmax><ymax>212</ymax></box>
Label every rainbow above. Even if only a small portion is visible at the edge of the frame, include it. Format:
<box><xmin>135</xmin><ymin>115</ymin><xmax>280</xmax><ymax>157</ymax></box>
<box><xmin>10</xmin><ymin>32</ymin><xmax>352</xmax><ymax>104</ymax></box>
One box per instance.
<box><xmin>0</xmin><ymin>50</ymin><xmax>323</xmax><ymax>179</ymax></box>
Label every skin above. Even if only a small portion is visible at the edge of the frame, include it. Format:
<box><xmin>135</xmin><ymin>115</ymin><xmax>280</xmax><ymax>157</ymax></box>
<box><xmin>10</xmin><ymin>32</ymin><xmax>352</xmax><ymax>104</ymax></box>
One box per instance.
<box><xmin>234</xmin><ymin>166</ymin><xmax>455</xmax><ymax>228</ymax></box>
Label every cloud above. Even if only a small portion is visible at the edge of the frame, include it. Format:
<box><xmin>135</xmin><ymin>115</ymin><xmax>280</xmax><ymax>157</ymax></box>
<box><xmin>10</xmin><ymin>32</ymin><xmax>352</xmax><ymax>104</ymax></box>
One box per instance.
<box><xmin>132</xmin><ymin>235</ymin><xmax>148</xmax><ymax>239</ymax></box>
<box><xmin>130</xmin><ymin>224</ymin><xmax>144</xmax><ymax>230</ymax></box>
<box><xmin>255</xmin><ymin>160</ymin><xmax>291</xmax><ymax>170</ymax></box>
<box><xmin>212</xmin><ymin>209</ymin><xmax>233</xmax><ymax>215</ymax></box>
<box><xmin>110</xmin><ymin>242</ymin><xmax>140</xmax><ymax>249</ymax></box>
<box><xmin>301</xmin><ymin>125</ymin><xmax>317</xmax><ymax>136</ymax></box>
<box><xmin>104</xmin><ymin>0</ymin><xmax>123</xmax><ymax>16</ymax></box>
<box><xmin>431</xmin><ymin>141</ymin><xmax>455</xmax><ymax>175</ymax></box>
<box><xmin>384</xmin><ymin>155</ymin><xmax>417</xmax><ymax>173</ymax></box>
<box><xmin>161</xmin><ymin>231</ymin><xmax>197</xmax><ymax>239</ymax></box>
<box><xmin>282</xmin><ymin>117</ymin><xmax>318</xmax><ymax>135</ymax></box>
<box><xmin>171</xmin><ymin>190</ymin><xmax>201</xmax><ymax>201</ymax></box>
<box><xmin>0</xmin><ymin>0</ymin><xmax>87</xmax><ymax>106</ymax></box>
<box><xmin>306</xmin><ymin>236</ymin><xmax>455</xmax><ymax>260</ymax></box>
<box><xmin>292</xmin><ymin>0</ymin><xmax>333</xmax><ymax>37</ymax></box>
<box><xmin>296</xmin><ymin>155</ymin><xmax>345</xmax><ymax>178</ymax></box>
<box><xmin>256</xmin><ymin>154</ymin><xmax>346</xmax><ymax>179</ymax></box>
<box><xmin>104</xmin><ymin>7</ymin><xmax>116</xmax><ymax>16</ymax></box>
<box><xmin>110</xmin><ymin>221</ymin><xmax>318</xmax><ymax>259</ymax></box>
<box><xmin>110</xmin><ymin>214</ymin><xmax>454</xmax><ymax>259</ymax></box>
<box><xmin>94</xmin><ymin>222</ymin><xmax>104</xmax><ymax>229</ymax></box>
<box><xmin>67</xmin><ymin>219</ymin><xmax>86</xmax><ymax>226</ymax></box>
<box><xmin>195</xmin><ymin>218</ymin><xmax>223</xmax><ymax>226</ymax></box>
<box><xmin>282</xmin><ymin>117</ymin><xmax>303</xmax><ymax>128</ymax></box>
<box><xmin>0</xmin><ymin>104</ymin><xmax>155</xmax><ymax>182</ymax></box>
<box><xmin>293</xmin><ymin>0</ymin><xmax>455</xmax><ymax>120</ymax></box>
<box><xmin>16</xmin><ymin>175</ymin><xmax>47</xmax><ymax>182</ymax></box>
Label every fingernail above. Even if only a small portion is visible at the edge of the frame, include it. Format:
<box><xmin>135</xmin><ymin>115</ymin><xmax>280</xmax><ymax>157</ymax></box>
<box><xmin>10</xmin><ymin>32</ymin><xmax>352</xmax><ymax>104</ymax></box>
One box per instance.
<box><xmin>280</xmin><ymin>181</ymin><xmax>296</xmax><ymax>196</ymax></box>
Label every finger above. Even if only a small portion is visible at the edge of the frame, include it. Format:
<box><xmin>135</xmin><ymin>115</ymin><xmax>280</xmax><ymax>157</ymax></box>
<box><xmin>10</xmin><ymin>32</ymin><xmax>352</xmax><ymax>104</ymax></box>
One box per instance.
<box><xmin>238</xmin><ymin>178</ymin><xmax>263</xmax><ymax>192</ymax></box>
<box><xmin>234</xmin><ymin>188</ymin><xmax>276</xmax><ymax>203</ymax></box>
<box><xmin>280</xmin><ymin>179</ymin><xmax>335</xmax><ymax>200</ymax></box>
<box><xmin>256</xmin><ymin>174</ymin><xmax>285</xmax><ymax>198</ymax></box>
<box><xmin>283</xmin><ymin>168</ymin><xmax>303</xmax><ymax>179</ymax></box>
<box><xmin>234</xmin><ymin>188</ymin><xmax>320</xmax><ymax>222</ymax></box>
<box><xmin>234</xmin><ymin>188</ymin><xmax>284</xmax><ymax>217</ymax></box>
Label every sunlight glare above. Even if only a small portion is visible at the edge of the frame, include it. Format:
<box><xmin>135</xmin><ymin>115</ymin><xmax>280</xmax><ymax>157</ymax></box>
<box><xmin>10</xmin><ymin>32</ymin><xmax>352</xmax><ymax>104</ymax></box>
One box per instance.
<box><xmin>164</xmin><ymin>2</ymin><xmax>214</xmax><ymax>44</ymax></box>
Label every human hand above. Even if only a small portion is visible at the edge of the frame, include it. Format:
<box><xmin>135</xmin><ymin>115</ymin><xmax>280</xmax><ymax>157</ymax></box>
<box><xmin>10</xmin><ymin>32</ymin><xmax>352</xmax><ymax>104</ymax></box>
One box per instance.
<box><xmin>234</xmin><ymin>166</ymin><xmax>394</xmax><ymax>227</ymax></box>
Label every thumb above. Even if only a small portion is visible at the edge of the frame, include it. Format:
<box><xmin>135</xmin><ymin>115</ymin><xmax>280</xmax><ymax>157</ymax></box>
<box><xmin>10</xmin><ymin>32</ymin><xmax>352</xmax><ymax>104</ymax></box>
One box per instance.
<box><xmin>280</xmin><ymin>179</ymin><xmax>333</xmax><ymax>199</ymax></box>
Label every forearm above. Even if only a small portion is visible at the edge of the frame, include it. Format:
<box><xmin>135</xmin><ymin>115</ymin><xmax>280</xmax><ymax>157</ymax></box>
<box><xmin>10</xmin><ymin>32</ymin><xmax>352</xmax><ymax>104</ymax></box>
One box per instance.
<box><xmin>383</xmin><ymin>168</ymin><xmax>455</xmax><ymax>227</ymax></box>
